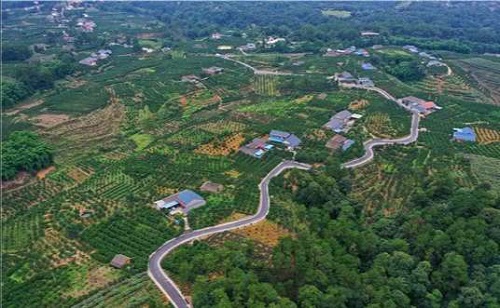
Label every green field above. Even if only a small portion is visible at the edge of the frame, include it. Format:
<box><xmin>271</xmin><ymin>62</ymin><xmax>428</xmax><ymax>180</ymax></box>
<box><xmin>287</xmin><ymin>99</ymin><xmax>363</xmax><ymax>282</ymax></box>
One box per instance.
<box><xmin>3</xmin><ymin>3</ymin><xmax>500</xmax><ymax>307</ymax></box>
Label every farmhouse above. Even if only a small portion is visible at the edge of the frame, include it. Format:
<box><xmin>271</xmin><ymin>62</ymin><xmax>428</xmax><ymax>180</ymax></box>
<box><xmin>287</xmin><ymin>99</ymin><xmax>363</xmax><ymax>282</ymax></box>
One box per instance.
<box><xmin>357</xmin><ymin>77</ymin><xmax>374</xmax><ymax>87</ymax></box>
<box><xmin>401</xmin><ymin>96</ymin><xmax>440</xmax><ymax>115</ymax></box>
<box><xmin>403</xmin><ymin>45</ymin><xmax>419</xmax><ymax>53</ymax></box>
<box><xmin>419</xmin><ymin>52</ymin><xmax>436</xmax><ymax>60</ymax></box>
<box><xmin>239</xmin><ymin>138</ymin><xmax>272</xmax><ymax>158</ymax></box>
<box><xmin>269</xmin><ymin>130</ymin><xmax>302</xmax><ymax>149</ymax></box>
<box><xmin>200</xmin><ymin>181</ymin><xmax>224</xmax><ymax>193</ymax></box>
<box><xmin>79</xmin><ymin>57</ymin><xmax>97</xmax><ymax>66</ymax></box>
<box><xmin>325</xmin><ymin>134</ymin><xmax>355</xmax><ymax>151</ymax></box>
<box><xmin>141</xmin><ymin>47</ymin><xmax>154</xmax><ymax>53</ymax></box>
<box><xmin>181</xmin><ymin>75</ymin><xmax>200</xmax><ymax>83</ymax></box>
<box><xmin>202</xmin><ymin>66</ymin><xmax>224</xmax><ymax>75</ymax></box>
<box><xmin>355</xmin><ymin>49</ymin><xmax>370</xmax><ymax>57</ymax></box>
<box><xmin>110</xmin><ymin>254</ymin><xmax>131</xmax><ymax>269</ymax></box>
<box><xmin>323</xmin><ymin>110</ymin><xmax>361</xmax><ymax>133</ymax></box>
<box><xmin>266</xmin><ymin>36</ymin><xmax>286</xmax><ymax>45</ymax></box>
<box><xmin>427</xmin><ymin>60</ymin><xmax>446</xmax><ymax>67</ymax></box>
<box><xmin>239</xmin><ymin>43</ymin><xmax>256</xmax><ymax>51</ymax></box>
<box><xmin>361</xmin><ymin>63</ymin><xmax>376</xmax><ymax>70</ymax></box>
<box><xmin>211</xmin><ymin>32</ymin><xmax>222</xmax><ymax>40</ymax></box>
<box><xmin>361</xmin><ymin>31</ymin><xmax>380</xmax><ymax>36</ymax></box>
<box><xmin>324</xmin><ymin>50</ymin><xmax>342</xmax><ymax>57</ymax></box>
<box><xmin>453</xmin><ymin>127</ymin><xmax>476</xmax><ymax>142</ymax></box>
<box><xmin>336</xmin><ymin>46</ymin><xmax>356</xmax><ymax>55</ymax></box>
<box><xmin>96</xmin><ymin>49</ymin><xmax>112</xmax><ymax>59</ymax></box>
<box><xmin>334</xmin><ymin>71</ymin><xmax>357</xmax><ymax>85</ymax></box>
<box><xmin>154</xmin><ymin>190</ymin><xmax>206</xmax><ymax>214</ymax></box>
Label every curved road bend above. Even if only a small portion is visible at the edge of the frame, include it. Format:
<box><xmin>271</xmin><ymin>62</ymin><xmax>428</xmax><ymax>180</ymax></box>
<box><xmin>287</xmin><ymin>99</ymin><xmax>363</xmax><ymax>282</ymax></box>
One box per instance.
<box><xmin>342</xmin><ymin>111</ymin><xmax>420</xmax><ymax>169</ymax></box>
<box><xmin>148</xmin><ymin>161</ymin><xmax>312</xmax><ymax>308</ymax></box>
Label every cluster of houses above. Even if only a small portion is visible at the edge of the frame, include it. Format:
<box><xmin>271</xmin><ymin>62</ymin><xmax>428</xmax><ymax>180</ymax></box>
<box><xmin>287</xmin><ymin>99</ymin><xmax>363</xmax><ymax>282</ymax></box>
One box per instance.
<box><xmin>403</xmin><ymin>45</ymin><xmax>446</xmax><ymax>67</ymax></box>
<box><xmin>324</xmin><ymin>46</ymin><xmax>370</xmax><ymax>57</ymax></box>
<box><xmin>323</xmin><ymin>110</ymin><xmax>360</xmax><ymax>152</ymax></box>
<box><xmin>453</xmin><ymin>127</ymin><xmax>476</xmax><ymax>142</ymax></box>
<box><xmin>401</xmin><ymin>96</ymin><xmax>441</xmax><ymax>116</ymax></box>
<box><xmin>324</xmin><ymin>110</ymin><xmax>363</xmax><ymax>133</ymax></box>
<box><xmin>333</xmin><ymin>72</ymin><xmax>374</xmax><ymax>88</ymax></box>
<box><xmin>239</xmin><ymin>130</ymin><xmax>301</xmax><ymax>158</ymax></box>
<box><xmin>79</xmin><ymin>49</ymin><xmax>112</xmax><ymax>66</ymax></box>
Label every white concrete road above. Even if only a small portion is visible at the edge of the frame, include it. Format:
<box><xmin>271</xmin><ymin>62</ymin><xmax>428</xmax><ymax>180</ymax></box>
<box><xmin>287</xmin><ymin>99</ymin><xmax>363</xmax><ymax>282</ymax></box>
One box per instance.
<box><xmin>341</xmin><ymin>84</ymin><xmax>421</xmax><ymax>169</ymax></box>
<box><xmin>342</xmin><ymin>111</ymin><xmax>420</xmax><ymax>169</ymax></box>
<box><xmin>148</xmin><ymin>161</ymin><xmax>311</xmax><ymax>308</ymax></box>
<box><xmin>148</xmin><ymin>73</ymin><xmax>422</xmax><ymax>307</ymax></box>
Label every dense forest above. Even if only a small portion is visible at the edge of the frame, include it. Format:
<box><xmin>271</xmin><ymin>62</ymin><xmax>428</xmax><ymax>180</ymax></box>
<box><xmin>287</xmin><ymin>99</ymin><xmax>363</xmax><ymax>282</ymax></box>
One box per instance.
<box><xmin>128</xmin><ymin>2</ymin><xmax>500</xmax><ymax>53</ymax></box>
<box><xmin>164</xmin><ymin>160</ymin><xmax>500</xmax><ymax>307</ymax></box>
<box><xmin>2</xmin><ymin>131</ymin><xmax>54</xmax><ymax>180</ymax></box>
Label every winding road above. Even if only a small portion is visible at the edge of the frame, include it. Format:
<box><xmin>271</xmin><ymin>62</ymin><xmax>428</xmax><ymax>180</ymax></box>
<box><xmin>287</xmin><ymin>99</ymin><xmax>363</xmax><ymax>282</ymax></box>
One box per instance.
<box><xmin>340</xmin><ymin>84</ymin><xmax>421</xmax><ymax>168</ymax></box>
<box><xmin>342</xmin><ymin>111</ymin><xmax>420</xmax><ymax>168</ymax></box>
<box><xmin>149</xmin><ymin>62</ymin><xmax>423</xmax><ymax>307</ymax></box>
<box><xmin>148</xmin><ymin>161</ymin><xmax>311</xmax><ymax>308</ymax></box>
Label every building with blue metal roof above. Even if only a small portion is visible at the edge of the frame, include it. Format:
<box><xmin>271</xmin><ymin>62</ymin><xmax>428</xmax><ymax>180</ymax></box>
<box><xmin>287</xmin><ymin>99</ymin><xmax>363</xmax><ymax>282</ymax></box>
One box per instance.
<box><xmin>453</xmin><ymin>127</ymin><xmax>476</xmax><ymax>142</ymax></box>
<box><xmin>155</xmin><ymin>189</ymin><xmax>206</xmax><ymax>214</ymax></box>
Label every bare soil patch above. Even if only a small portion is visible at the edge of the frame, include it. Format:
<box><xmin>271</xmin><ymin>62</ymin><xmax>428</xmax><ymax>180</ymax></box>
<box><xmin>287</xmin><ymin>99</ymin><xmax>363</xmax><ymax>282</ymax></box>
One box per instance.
<box><xmin>4</xmin><ymin>99</ymin><xmax>45</xmax><ymax>116</ymax></box>
<box><xmin>31</xmin><ymin>113</ymin><xmax>71</xmax><ymax>128</ymax></box>
<box><xmin>0</xmin><ymin>172</ymin><xmax>31</xmax><ymax>190</ymax></box>
<box><xmin>36</xmin><ymin>166</ymin><xmax>56</xmax><ymax>179</ymax></box>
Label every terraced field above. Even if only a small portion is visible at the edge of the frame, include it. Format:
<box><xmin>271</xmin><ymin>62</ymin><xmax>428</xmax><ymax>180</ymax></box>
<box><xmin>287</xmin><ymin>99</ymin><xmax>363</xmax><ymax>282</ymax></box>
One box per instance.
<box><xmin>451</xmin><ymin>57</ymin><xmax>500</xmax><ymax>105</ymax></box>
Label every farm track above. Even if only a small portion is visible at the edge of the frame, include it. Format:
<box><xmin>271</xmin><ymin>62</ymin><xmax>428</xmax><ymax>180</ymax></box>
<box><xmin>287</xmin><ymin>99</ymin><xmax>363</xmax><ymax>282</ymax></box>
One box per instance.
<box><xmin>216</xmin><ymin>54</ymin><xmax>303</xmax><ymax>76</ymax></box>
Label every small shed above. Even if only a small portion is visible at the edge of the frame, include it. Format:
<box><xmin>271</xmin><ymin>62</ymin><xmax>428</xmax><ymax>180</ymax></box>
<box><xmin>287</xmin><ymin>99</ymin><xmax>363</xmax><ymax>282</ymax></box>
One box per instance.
<box><xmin>110</xmin><ymin>254</ymin><xmax>131</xmax><ymax>269</ymax></box>
<box><xmin>200</xmin><ymin>181</ymin><xmax>224</xmax><ymax>193</ymax></box>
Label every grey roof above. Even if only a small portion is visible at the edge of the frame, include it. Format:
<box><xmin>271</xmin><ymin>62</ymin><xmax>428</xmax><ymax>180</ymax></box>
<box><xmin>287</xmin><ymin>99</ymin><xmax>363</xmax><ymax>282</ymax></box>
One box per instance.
<box><xmin>110</xmin><ymin>254</ymin><xmax>131</xmax><ymax>268</ymax></box>
<box><xmin>334</xmin><ymin>110</ymin><xmax>352</xmax><ymax>120</ymax></box>
<box><xmin>402</xmin><ymin>96</ymin><xmax>426</xmax><ymax>105</ymax></box>
<box><xmin>270</xmin><ymin>130</ymin><xmax>291</xmax><ymax>138</ymax></box>
<box><xmin>284</xmin><ymin>134</ymin><xmax>301</xmax><ymax>148</ymax></box>
<box><xmin>177</xmin><ymin>190</ymin><xmax>205</xmax><ymax>208</ymax></box>
<box><xmin>337</xmin><ymin>71</ymin><xmax>354</xmax><ymax>79</ymax></box>
<box><xmin>324</xmin><ymin>118</ymin><xmax>344</xmax><ymax>130</ymax></box>
<box><xmin>200</xmin><ymin>181</ymin><xmax>224</xmax><ymax>193</ymax></box>
<box><xmin>159</xmin><ymin>189</ymin><xmax>206</xmax><ymax>212</ymax></box>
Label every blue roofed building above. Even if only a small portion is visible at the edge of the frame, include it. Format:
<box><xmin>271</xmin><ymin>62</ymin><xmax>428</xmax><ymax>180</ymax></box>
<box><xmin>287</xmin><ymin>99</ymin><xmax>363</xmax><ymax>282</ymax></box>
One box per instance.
<box><xmin>269</xmin><ymin>130</ymin><xmax>291</xmax><ymax>143</ymax></box>
<box><xmin>361</xmin><ymin>63</ymin><xmax>375</xmax><ymax>70</ymax></box>
<box><xmin>453</xmin><ymin>127</ymin><xmax>476</xmax><ymax>142</ymax></box>
<box><xmin>269</xmin><ymin>130</ymin><xmax>302</xmax><ymax>149</ymax></box>
<box><xmin>342</xmin><ymin>139</ymin><xmax>355</xmax><ymax>151</ymax></box>
<box><xmin>283</xmin><ymin>134</ymin><xmax>301</xmax><ymax>149</ymax></box>
<box><xmin>155</xmin><ymin>189</ymin><xmax>206</xmax><ymax>214</ymax></box>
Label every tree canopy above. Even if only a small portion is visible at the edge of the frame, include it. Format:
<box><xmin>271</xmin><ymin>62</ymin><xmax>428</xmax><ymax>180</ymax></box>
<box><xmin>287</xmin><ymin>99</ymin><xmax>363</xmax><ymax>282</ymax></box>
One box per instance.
<box><xmin>2</xmin><ymin>131</ymin><xmax>54</xmax><ymax>180</ymax></box>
